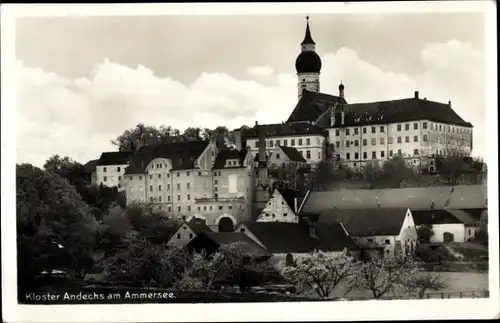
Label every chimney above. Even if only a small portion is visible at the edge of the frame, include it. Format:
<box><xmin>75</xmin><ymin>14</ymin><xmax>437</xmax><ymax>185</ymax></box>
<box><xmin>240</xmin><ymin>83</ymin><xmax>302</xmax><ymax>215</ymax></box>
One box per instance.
<box><xmin>448</xmin><ymin>100</ymin><xmax>451</xmax><ymax>107</ymax></box>
<box><xmin>414</xmin><ymin>91</ymin><xmax>419</xmax><ymax>99</ymax></box>
<box><xmin>303</xmin><ymin>217</ymin><xmax>318</xmax><ymax>239</ymax></box>
<box><xmin>258</xmin><ymin>125</ymin><xmax>266</xmax><ymax>166</ymax></box>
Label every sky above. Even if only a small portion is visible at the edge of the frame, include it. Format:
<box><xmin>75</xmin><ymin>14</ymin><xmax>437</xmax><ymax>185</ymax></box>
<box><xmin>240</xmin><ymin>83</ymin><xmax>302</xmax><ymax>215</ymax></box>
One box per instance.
<box><xmin>14</xmin><ymin>12</ymin><xmax>487</xmax><ymax>167</ymax></box>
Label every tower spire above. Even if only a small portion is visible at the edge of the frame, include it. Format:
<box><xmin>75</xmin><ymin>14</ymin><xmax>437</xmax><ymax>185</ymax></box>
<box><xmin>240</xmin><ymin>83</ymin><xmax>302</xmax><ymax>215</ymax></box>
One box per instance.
<box><xmin>301</xmin><ymin>16</ymin><xmax>316</xmax><ymax>46</ymax></box>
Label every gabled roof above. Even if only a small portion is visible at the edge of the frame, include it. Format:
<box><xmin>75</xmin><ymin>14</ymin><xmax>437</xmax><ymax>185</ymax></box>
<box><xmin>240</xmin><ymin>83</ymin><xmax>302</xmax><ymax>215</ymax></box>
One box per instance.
<box><xmin>203</xmin><ymin>232</ymin><xmax>271</xmax><ymax>257</ymax></box>
<box><xmin>317</xmin><ymin>97</ymin><xmax>472</xmax><ymax>128</ymax></box>
<box><xmin>274</xmin><ymin>187</ymin><xmax>303</xmax><ymax>211</ymax></box>
<box><xmin>96</xmin><ymin>152</ymin><xmax>133</xmax><ymax>166</ymax></box>
<box><xmin>84</xmin><ymin>159</ymin><xmax>99</xmax><ymax>172</ymax></box>
<box><xmin>186</xmin><ymin>219</ymin><xmax>212</xmax><ymax>235</ymax></box>
<box><xmin>278</xmin><ymin>146</ymin><xmax>306</xmax><ymax>162</ymax></box>
<box><xmin>318</xmin><ymin>207</ymin><xmax>409</xmax><ymax>237</ymax></box>
<box><xmin>412</xmin><ymin>209</ymin><xmax>462</xmax><ymax>226</ymax></box>
<box><xmin>446</xmin><ymin>209</ymin><xmax>478</xmax><ymax>226</ymax></box>
<box><xmin>124</xmin><ymin>140</ymin><xmax>209</xmax><ymax>174</ymax></box>
<box><xmin>300</xmin><ymin>185</ymin><xmax>487</xmax><ymax>214</ymax></box>
<box><xmin>412</xmin><ymin>209</ymin><xmax>479</xmax><ymax>226</ymax></box>
<box><xmin>212</xmin><ymin>148</ymin><xmax>248</xmax><ymax>170</ymax></box>
<box><xmin>243</xmin><ymin>122</ymin><xmax>326</xmax><ymax>139</ymax></box>
<box><xmin>240</xmin><ymin>221</ymin><xmax>358</xmax><ymax>253</ymax></box>
<box><xmin>286</xmin><ymin>90</ymin><xmax>347</xmax><ymax>123</ymax></box>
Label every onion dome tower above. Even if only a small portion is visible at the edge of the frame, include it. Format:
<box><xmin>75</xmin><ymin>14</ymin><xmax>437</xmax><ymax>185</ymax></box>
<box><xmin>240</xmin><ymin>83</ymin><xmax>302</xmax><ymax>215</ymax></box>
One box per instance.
<box><xmin>295</xmin><ymin>16</ymin><xmax>322</xmax><ymax>100</ymax></box>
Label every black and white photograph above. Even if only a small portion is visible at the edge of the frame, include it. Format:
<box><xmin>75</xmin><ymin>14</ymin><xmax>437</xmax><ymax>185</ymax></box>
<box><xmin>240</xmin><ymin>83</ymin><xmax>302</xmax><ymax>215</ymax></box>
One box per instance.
<box><xmin>1</xmin><ymin>2</ymin><xmax>498</xmax><ymax>322</ymax></box>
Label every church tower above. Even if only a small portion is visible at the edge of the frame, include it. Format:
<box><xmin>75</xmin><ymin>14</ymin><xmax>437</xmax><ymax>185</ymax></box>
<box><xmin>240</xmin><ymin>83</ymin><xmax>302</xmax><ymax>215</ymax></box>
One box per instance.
<box><xmin>295</xmin><ymin>16</ymin><xmax>322</xmax><ymax>100</ymax></box>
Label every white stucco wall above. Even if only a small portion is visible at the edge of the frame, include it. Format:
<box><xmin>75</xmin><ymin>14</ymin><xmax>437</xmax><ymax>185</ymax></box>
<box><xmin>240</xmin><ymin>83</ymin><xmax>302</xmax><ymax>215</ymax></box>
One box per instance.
<box><xmin>256</xmin><ymin>189</ymin><xmax>298</xmax><ymax>223</ymax></box>
<box><xmin>167</xmin><ymin>224</ymin><xmax>196</xmax><ymax>248</ymax></box>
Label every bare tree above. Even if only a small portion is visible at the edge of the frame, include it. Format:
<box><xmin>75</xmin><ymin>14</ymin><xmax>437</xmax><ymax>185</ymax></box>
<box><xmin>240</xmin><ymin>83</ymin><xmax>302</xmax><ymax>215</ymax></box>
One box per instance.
<box><xmin>403</xmin><ymin>272</ymin><xmax>446</xmax><ymax>299</ymax></box>
<box><xmin>346</xmin><ymin>256</ymin><xmax>418</xmax><ymax>299</ymax></box>
<box><xmin>282</xmin><ymin>251</ymin><xmax>354</xmax><ymax>299</ymax></box>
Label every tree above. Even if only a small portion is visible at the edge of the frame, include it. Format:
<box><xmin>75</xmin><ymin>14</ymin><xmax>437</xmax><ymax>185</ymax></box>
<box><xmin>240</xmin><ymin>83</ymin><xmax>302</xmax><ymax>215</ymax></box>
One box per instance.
<box><xmin>202</xmin><ymin>126</ymin><xmax>231</xmax><ymax>148</ymax></box>
<box><xmin>346</xmin><ymin>256</ymin><xmax>418</xmax><ymax>299</ymax></box>
<box><xmin>403</xmin><ymin>272</ymin><xmax>446</xmax><ymax>299</ymax></box>
<box><xmin>175</xmin><ymin>250</ymin><xmax>226</xmax><ymax>291</ymax></box>
<box><xmin>104</xmin><ymin>237</ymin><xmax>189</xmax><ymax>287</ymax></box>
<box><xmin>417</xmin><ymin>224</ymin><xmax>434</xmax><ymax>243</ymax></box>
<box><xmin>476</xmin><ymin>210</ymin><xmax>488</xmax><ymax>245</ymax></box>
<box><xmin>282</xmin><ymin>251</ymin><xmax>354</xmax><ymax>299</ymax></box>
<box><xmin>183</xmin><ymin>127</ymin><xmax>203</xmax><ymax>140</ymax></box>
<box><xmin>43</xmin><ymin>154</ymin><xmax>90</xmax><ymax>192</ymax></box>
<box><xmin>16</xmin><ymin>164</ymin><xmax>99</xmax><ymax>285</ymax></box>
<box><xmin>361</xmin><ymin>156</ymin><xmax>414</xmax><ymax>189</ymax></box>
<box><xmin>269</xmin><ymin>162</ymin><xmax>309</xmax><ymax>191</ymax></box>
<box><xmin>111</xmin><ymin>123</ymin><xmax>182</xmax><ymax>152</ymax></box>
<box><xmin>308</xmin><ymin>160</ymin><xmax>337</xmax><ymax>191</ymax></box>
<box><xmin>362</xmin><ymin>161</ymin><xmax>383</xmax><ymax>189</ymax></box>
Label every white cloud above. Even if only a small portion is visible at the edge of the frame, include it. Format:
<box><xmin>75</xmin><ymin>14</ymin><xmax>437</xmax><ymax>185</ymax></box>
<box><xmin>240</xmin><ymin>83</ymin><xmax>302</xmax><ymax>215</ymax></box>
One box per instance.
<box><xmin>15</xmin><ymin>40</ymin><xmax>485</xmax><ymax>167</ymax></box>
<box><xmin>245</xmin><ymin>65</ymin><xmax>275</xmax><ymax>76</ymax></box>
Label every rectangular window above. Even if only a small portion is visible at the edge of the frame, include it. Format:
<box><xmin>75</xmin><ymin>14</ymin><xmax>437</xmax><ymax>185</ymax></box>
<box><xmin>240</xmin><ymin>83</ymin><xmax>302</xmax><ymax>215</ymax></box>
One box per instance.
<box><xmin>177</xmin><ymin>206</ymin><xmax>181</xmax><ymax>212</ymax></box>
<box><xmin>118</xmin><ymin>176</ymin><xmax>121</xmax><ymax>181</ymax></box>
<box><xmin>159</xmin><ymin>196</ymin><xmax>162</xmax><ymax>202</ymax></box>
<box><xmin>158</xmin><ymin>174</ymin><xmax>161</xmax><ymax>179</ymax></box>
<box><xmin>381</xmin><ymin>151</ymin><xmax>385</xmax><ymax>158</ymax></box>
<box><xmin>336</xmin><ymin>154</ymin><xmax>341</xmax><ymax>161</ymax></box>
<box><xmin>150</xmin><ymin>175</ymin><xmax>153</xmax><ymax>180</ymax></box>
<box><xmin>276</xmin><ymin>153</ymin><xmax>280</xmax><ymax>159</ymax></box>
<box><xmin>335</xmin><ymin>129</ymin><xmax>340</xmax><ymax>136</ymax></box>
<box><xmin>255</xmin><ymin>141</ymin><xmax>258</xmax><ymax>148</ymax></box>
<box><xmin>306</xmin><ymin>150</ymin><xmax>311</xmax><ymax>159</ymax></box>
<box><xmin>187</xmin><ymin>206</ymin><xmax>191</xmax><ymax>212</ymax></box>
<box><xmin>103</xmin><ymin>176</ymin><xmax>107</xmax><ymax>182</ymax></box>
<box><xmin>187</xmin><ymin>194</ymin><xmax>191</xmax><ymax>200</ymax></box>
<box><xmin>380</xmin><ymin>126</ymin><xmax>385</xmax><ymax>133</ymax></box>
<box><xmin>177</xmin><ymin>194</ymin><xmax>181</xmax><ymax>201</ymax></box>
<box><xmin>214</xmin><ymin>179</ymin><xmax>218</xmax><ymax>185</ymax></box>
<box><xmin>117</xmin><ymin>166</ymin><xmax>121</xmax><ymax>172</ymax></box>
<box><xmin>345</xmin><ymin>141</ymin><xmax>350</xmax><ymax>148</ymax></box>
<box><xmin>177</xmin><ymin>183</ymin><xmax>180</xmax><ymax>189</ymax></box>
<box><xmin>186</xmin><ymin>171</ymin><xmax>190</xmax><ymax>176</ymax></box>
<box><xmin>168</xmin><ymin>206</ymin><xmax>172</xmax><ymax>212</ymax></box>
<box><xmin>398</xmin><ymin>149</ymin><xmax>402</xmax><ymax>156</ymax></box>
<box><xmin>414</xmin><ymin>135</ymin><xmax>419</xmax><ymax>142</ymax></box>
<box><xmin>158</xmin><ymin>185</ymin><xmax>162</xmax><ymax>191</ymax></box>
<box><xmin>354</xmin><ymin>152</ymin><xmax>359</xmax><ymax>159</ymax></box>
<box><xmin>298</xmin><ymin>138</ymin><xmax>303</xmax><ymax>145</ymax></box>
<box><xmin>187</xmin><ymin>182</ymin><xmax>190</xmax><ymax>189</ymax></box>
<box><xmin>363</xmin><ymin>127</ymin><xmax>367</xmax><ymax>134</ymax></box>
<box><xmin>405</xmin><ymin>136</ymin><xmax>410</xmax><ymax>143</ymax></box>
<box><xmin>414</xmin><ymin>149</ymin><xmax>419</xmax><ymax>155</ymax></box>
<box><xmin>354</xmin><ymin>128</ymin><xmax>359</xmax><ymax>135</ymax></box>
<box><xmin>388</xmin><ymin>137</ymin><xmax>393</xmax><ymax>144</ymax></box>
<box><xmin>306</xmin><ymin>138</ymin><xmax>310</xmax><ymax>145</ymax></box>
<box><xmin>228</xmin><ymin>205</ymin><xmax>232</xmax><ymax>210</ymax></box>
<box><xmin>423</xmin><ymin>134</ymin><xmax>428</xmax><ymax>142</ymax></box>
<box><xmin>336</xmin><ymin>141</ymin><xmax>340</xmax><ymax>148</ymax></box>
<box><xmin>284</xmin><ymin>139</ymin><xmax>288</xmax><ymax>146</ymax></box>
<box><xmin>214</xmin><ymin>187</ymin><xmax>218</xmax><ymax>192</ymax></box>
<box><xmin>397</xmin><ymin>124</ymin><xmax>402</xmax><ymax>131</ymax></box>
<box><xmin>150</xmin><ymin>197</ymin><xmax>154</xmax><ymax>202</ymax></box>
<box><xmin>389</xmin><ymin>150</ymin><xmax>393</xmax><ymax>157</ymax></box>
<box><xmin>269</xmin><ymin>140</ymin><xmax>274</xmax><ymax>147</ymax></box>
<box><xmin>177</xmin><ymin>172</ymin><xmax>180</xmax><ymax>177</ymax></box>
<box><xmin>372</xmin><ymin>151</ymin><xmax>377</xmax><ymax>159</ymax></box>
<box><xmin>167</xmin><ymin>184</ymin><xmax>170</xmax><ymax>190</ymax></box>
<box><xmin>363</xmin><ymin>139</ymin><xmax>367</xmax><ymax>146</ymax></box>
<box><xmin>346</xmin><ymin>153</ymin><xmax>351</xmax><ymax>160</ymax></box>
<box><xmin>363</xmin><ymin>152</ymin><xmax>367</xmax><ymax>159</ymax></box>
<box><xmin>413</xmin><ymin>123</ymin><xmax>418</xmax><ymax>130</ymax></box>
<box><xmin>380</xmin><ymin>137</ymin><xmax>385</xmax><ymax>145</ymax></box>
<box><xmin>149</xmin><ymin>185</ymin><xmax>153</xmax><ymax>192</ymax></box>
<box><xmin>354</xmin><ymin>140</ymin><xmax>359</xmax><ymax>146</ymax></box>
<box><xmin>291</xmin><ymin>139</ymin><xmax>296</xmax><ymax>146</ymax></box>
<box><xmin>371</xmin><ymin>138</ymin><xmax>376</xmax><ymax>145</ymax></box>
<box><xmin>346</xmin><ymin>128</ymin><xmax>350</xmax><ymax>135</ymax></box>
<box><xmin>103</xmin><ymin>167</ymin><xmax>107</xmax><ymax>172</ymax></box>
<box><xmin>405</xmin><ymin>124</ymin><xmax>410</xmax><ymax>131</ymax></box>
<box><xmin>371</xmin><ymin>126</ymin><xmax>376</xmax><ymax>133</ymax></box>
<box><xmin>168</xmin><ymin>195</ymin><xmax>171</xmax><ymax>201</ymax></box>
